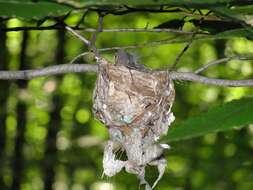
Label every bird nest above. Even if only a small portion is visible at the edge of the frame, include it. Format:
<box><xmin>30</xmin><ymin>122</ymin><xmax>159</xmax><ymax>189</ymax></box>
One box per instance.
<box><xmin>92</xmin><ymin>53</ymin><xmax>175</xmax><ymax>189</ymax></box>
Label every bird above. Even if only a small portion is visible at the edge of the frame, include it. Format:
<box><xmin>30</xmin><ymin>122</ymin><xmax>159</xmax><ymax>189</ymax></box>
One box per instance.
<box><xmin>115</xmin><ymin>49</ymin><xmax>149</xmax><ymax>72</ymax></box>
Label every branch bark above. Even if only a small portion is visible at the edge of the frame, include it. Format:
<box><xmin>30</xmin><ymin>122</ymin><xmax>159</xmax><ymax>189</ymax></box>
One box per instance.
<box><xmin>65</xmin><ymin>26</ymin><xmax>90</xmax><ymax>46</ymax></box>
<box><xmin>1</xmin><ymin>64</ymin><xmax>253</xmax><ymax>87</ymax></box>
<box><xmin>169</xmin><ymin>71</ymin><xmax>253</xmax><ymax>87</ymax></box>
<box><xmin>0</xmin><ymin>64</ymin><xmax>98</xmax><ymax>80</ymax></box>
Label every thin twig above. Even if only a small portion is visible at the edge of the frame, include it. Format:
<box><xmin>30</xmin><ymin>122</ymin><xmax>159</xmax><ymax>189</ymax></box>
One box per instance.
<box><xmin>1</xmin><ymin>64</ymin><xmax>253</xmax><ymax>87</ymax></box>
<box><xmin>67</xmin><ymin>15</ymin><xmax>104</xmax><ymax>60</ymax></box>
<box><xmin>97</xmin><ymin>36</ymin><xmax>187</xmax><ymax>52</ymax></box>
<box><xmin>90</xmin><ymin>14</ymin><xmax>104</xmax><ymax>59</ymax></box>
<box><xmin>195</xmin><ymin>56</ymin><xmax>253</xmax><ymax>74</ymax></box>
<box><xmin>70</xmin><ymin>52</ymin><xmax>91</xmax><ymax>64</ymax></box>
<box><xmin>170</xmin><ymin>33</ymin><xmax>196</xmax><ymax>70</ymax></box>
<box><xmin>65</xmin><ymin>26</ymin><xmax>90</xmax><ymax>46</ymax></box>
<box><xmin>90</xmin><ymin>15</ymin><xmax>103</xmax><ymax>46</ymax></box>
<box><xmin>1</xmin><ymin>26</ymin><xmax>207</xmax><ymax>35</ymax></box>
<box><xmin>70</xmin><ymin>36</ymin><xmax>185</xmax><ymax>64</ymax></box>
<box><xmin>170</xmin><ymin>8</ymin><xmax>209</xmax><ymax>71</ymax></box>
<box><xmin>69</xmin><ymin>37</ymin><xmax>189</xmax><ymax>64</ymax></box>
<box><xmin>100</xmin><ymin>7</ymin><xmax>184</xmax><ymax>15</ymax></box>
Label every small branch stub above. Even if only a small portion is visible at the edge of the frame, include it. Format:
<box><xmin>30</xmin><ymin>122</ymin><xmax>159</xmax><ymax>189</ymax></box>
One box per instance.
<box><xmin>93</xmin><ymin>50</ymin><xmax>175</xmax><ymax>189</ymax></box>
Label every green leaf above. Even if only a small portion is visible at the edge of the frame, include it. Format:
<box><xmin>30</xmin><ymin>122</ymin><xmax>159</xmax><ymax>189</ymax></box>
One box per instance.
<box><xmin>167</xmin><ymin>98</ymin><xmax>253</xmax><ymax>142</ymax></box>
<box><xmin>202</xmin><ymin>28</ymin><xmax>253</xmax><ymax>40</ymax></box>
<box><xmin>215</xmin><ymin>5</ymin><xmax>253</xmax><ymax>17</ymax></box>
<box><xmin>0</xmin><ymin>0</ymin><xmax>71</xmax><ymax>19</ymax></box>
<box><xmin>214</xmin><ymin>5</ymin><xmax>253</xmax><ymax>27</ymax></box>
<box><xmin>51</xmin><ymin>0</ymin><xmax>236</xmax><ymax>8</ymax></box>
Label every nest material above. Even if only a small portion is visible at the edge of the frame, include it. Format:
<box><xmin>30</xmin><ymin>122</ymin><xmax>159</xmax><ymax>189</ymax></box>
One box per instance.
<box><xmin>93</xmin><ymin>56</ymin><xmax>175</xmax><ymax>189</ymax></box>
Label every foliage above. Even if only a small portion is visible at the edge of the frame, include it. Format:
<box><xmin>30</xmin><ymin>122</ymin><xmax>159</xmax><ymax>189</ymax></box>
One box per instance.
<box><xmin>167</xmin><ymin>98</ymin><xmax>253</xmax><ymax>142</ymax></box>
<box><xmin>0</xmin><ymin>0</ymin><xmax>71</xmax><ymax>19</ymax></box>
<box><xmin>0</xmin><ymin>1</ymin><xmax>253</xmax><ymax>190</ymax></box>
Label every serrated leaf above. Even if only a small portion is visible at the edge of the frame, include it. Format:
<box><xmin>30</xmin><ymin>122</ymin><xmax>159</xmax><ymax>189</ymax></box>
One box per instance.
<box><xmin>166</xmin><ymin>98</ymin><xmax>253</xmax><ymax>142</ymax></box>
<box><xmin>0</xmin><ymin>0</ymin><xmax>71</xmax><ymax>19</ymax></box>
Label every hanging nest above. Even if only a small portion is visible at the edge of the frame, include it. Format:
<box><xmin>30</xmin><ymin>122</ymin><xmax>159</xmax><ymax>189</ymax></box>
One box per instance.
<box><xmin>92</xmin><ymin>52</ymin><xmax>175</xmax><ymax>189</ymax></box>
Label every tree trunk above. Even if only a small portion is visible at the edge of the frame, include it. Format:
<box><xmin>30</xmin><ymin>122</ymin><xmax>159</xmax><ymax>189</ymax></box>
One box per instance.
<box><xmin>43</xmin><ymin>29</ymin><xmax>65</xmax><ymax>190</ymax></box>
<box><xmin>10</xmin><ymin>30</ymin><xmax>29</xmax><ymax>190</ymax></box>
<box><xmin>0</xmin><ymin>20</ymin><xmax>9</xmax><ymax>189</ymax></box>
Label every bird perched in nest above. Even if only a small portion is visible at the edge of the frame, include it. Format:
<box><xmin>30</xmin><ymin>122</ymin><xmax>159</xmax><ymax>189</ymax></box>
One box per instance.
<box><xmin>115</xmin><ymin>49</ymin><xmax>136</xmax><ymax>67</ymax></box>
<box><xmin>115</xmin><ymin>49</ymin><xmax>149</xmax><ymax>72</ymax></box>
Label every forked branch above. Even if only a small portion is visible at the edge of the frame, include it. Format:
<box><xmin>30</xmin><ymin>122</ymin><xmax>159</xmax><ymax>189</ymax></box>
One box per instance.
<box><xmin>65</xmin><ymin>14</ymin><xmax>103</xmax><ymax>60</ymax></box>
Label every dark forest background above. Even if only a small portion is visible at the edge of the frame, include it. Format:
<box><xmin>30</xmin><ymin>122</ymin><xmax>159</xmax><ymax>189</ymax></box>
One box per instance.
<box><xmin>1</xmin><ymin>1</ymin><xmax>253</xmax><ymax>190</ymax></box>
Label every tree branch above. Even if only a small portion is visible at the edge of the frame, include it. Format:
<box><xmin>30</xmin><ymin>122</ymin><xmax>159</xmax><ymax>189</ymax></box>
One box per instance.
<box><xmin>65</xmin><ymin>26</ymin><xmax>90</xmax><ymax>46</ymax></box>
<box><xmin>169</xmin><ymin>71</ymin><xmax>253</xmax><ymax>87</ymax></box>
<box><xmin>195</xmin><ymin>55</ymin><xmax>253</xmax><ymax>74</ymax></box>
<box><xmin>0</xmin><ymin>64</ymin><xmax>98</xmax><ymax>80</ymax></box>
<box><xmin>1</xmin><ymin>64</ymin><xmax>253</xmax><ymax>87</ymax></box>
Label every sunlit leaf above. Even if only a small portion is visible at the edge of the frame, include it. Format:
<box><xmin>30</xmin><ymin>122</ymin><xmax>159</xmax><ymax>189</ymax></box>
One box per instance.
<box><xmin>0</xmin><ymin>0</ymin><xmax>71</xmax><ymax>19</ymax></box>
<box><xmin>167</xmin><ymin>98</ymin><xmax>253</xmax><ymax>142</ymax></box>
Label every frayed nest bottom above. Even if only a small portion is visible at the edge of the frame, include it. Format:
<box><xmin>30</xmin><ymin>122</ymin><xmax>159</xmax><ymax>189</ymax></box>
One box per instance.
<box><xmin>93</xmin><ymin>58</ymin><xmax>175</xmax><ymax>189</ymax></box>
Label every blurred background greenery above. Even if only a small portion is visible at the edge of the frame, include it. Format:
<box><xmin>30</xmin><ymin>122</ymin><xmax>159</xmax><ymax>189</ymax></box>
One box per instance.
<box><xmin>1</xmin><ymin>7</ymin><xmax>253</xmax><ymax>190</ymax></box>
